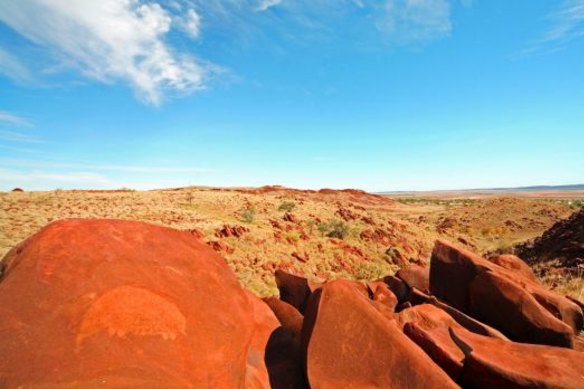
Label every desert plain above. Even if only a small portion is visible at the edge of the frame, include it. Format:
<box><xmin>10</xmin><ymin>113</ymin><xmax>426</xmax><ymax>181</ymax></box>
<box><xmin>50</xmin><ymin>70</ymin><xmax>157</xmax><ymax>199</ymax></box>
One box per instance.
<box><xmin>2</xmin><ymin>185</ymin><xmax>582</xmax><ymax>297</ymax></box>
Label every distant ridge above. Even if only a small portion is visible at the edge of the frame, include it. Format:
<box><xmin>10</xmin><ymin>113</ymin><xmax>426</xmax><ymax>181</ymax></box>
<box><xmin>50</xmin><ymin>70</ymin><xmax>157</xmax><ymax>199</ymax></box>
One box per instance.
<box><xmin>378</xmin><ymin>184</ymin><xmax>584</xmax><ymax>195</ymax></box>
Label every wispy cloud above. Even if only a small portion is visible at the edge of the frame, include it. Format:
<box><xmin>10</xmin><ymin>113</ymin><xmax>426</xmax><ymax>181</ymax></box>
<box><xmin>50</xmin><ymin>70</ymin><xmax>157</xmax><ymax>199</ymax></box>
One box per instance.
<box><xmin>0</xmin><ymin>168</ymin><xmax>113</xmax><ymax>185</ymax></box>
<box><xmin>0</xmin><ymin>144</ymin><xmax>40</xmax><ymax>153</ymax></box>
<box><xmin>0</xmin><ymin>111</ymin><xmax>32</xmax><ymax>127</ymax></box>
<box><xmin>0</xmin><ymin>157</ymin><xmax>214</xmax><ymax>174</ymax></box>
<box><xmin>377</xmin><ymin>0</ymin><xmax>452</xmax><ymax>45</ymax></box>
<box><xmin>523</xmin><ymin>0</ymin><xmax>584</xmax><ymax>55</ymax></box>
<box><xmin>0</xmin><ymin>0</ymin><xmax>212</xmax><ymax>105</ymax></box>
<box><xmin>0</xmin><ymin>130</ymin><xmax>42</xmax><ymax>143</ymax></box>
<box><xmin>257</xmin><ymin>0</ymin><xmax>283</xmax><ymax>12</ymax></box>
<box><xmin>0</xmin><ymin>0</ymin><xmax>470</xmax><ymax>104</ymax></box>
<box><xmin>0</xmin><ymin>46</ymin><xmax>32</xmax><ymax>81</ymax></box>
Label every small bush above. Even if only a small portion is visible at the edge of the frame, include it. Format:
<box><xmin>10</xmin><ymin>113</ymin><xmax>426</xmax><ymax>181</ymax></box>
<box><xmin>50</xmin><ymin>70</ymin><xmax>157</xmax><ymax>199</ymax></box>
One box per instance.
<box><xmin>241</xmin><ymin>207</ymin><xmax>256</xmax><ymax>223</ymax></box>
<box><xmin>326</xmin><ymin>219</ymin><xmax>350</xmax><ymax>240</ymax></box>
<box><xmin>317</xmin><ymin>222</ymin><xmax>329</xmax><ymax>237</ymax></box>
<box><xmin>278</xmin><ymin>201</ymin><xmax>296</xmax><ymax>212</ymax></box>
<box><xmin>354</xmin><ymin>261</ymin><xmax>391</xmax><ymax>281</ymax></box>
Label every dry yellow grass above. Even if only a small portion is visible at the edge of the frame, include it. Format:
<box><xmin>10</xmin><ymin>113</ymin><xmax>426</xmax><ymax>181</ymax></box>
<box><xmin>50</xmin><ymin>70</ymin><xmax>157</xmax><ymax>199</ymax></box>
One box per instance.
<box><xmin>0</xmin><ymin>187</ymin><xmax>580</xmax><ymax>296</ymax></box>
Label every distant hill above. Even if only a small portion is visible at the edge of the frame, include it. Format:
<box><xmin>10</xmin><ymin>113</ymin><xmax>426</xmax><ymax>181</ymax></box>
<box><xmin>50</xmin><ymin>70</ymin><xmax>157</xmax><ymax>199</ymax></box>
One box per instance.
<box><xmin>379</xmin><ymin>184</ymin><xmax>584</xmax><ymax>195</ymax></box>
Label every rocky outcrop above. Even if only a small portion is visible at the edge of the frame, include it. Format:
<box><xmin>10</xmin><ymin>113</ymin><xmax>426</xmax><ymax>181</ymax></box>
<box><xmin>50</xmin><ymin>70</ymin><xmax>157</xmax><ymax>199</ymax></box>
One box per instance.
<box><xmin>301</xmin><ymin>280</ymin><xmax>459</xmax><ymax>388</ymax></box>
<box><xmin>399</xmin><ymin>304</ymin><xmax>584</xmax><ymax>388</ymax></box>
<box><xmin>1</xmin><ymin>222</ymin><xmax>583</xmax><ymax>388</ymax></box>
<box><xmin>516</xmin><ymin>207</ymin><xmax>584</xmax><ymax>269</ymax></box>
<box><xmin>430</xmin><ymin>239</ymin><xmax>583</xmax><ymax>347</ymax></box>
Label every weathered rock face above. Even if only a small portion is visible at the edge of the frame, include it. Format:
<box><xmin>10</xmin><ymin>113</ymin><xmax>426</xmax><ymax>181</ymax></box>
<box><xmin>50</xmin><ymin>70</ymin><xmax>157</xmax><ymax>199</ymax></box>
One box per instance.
<box><xmin>3</xmin><ymin>221</ymin><xmax>584</xmax><ymax>388</ymax></box>
<box><xmin>468</xmin><ymin>270</ymin><xmax>574</xmax><ymax>347</ymax></box>
<box><xmin>301</xmin><ymin>280</ymin><xmax>459</xmax><ymax>389</ymax></box>
<box><xmin>275</xmin><ymin>269</ymin><xmax>321</xmax><ymax>314</ymax></box>
<box><xmin>0</xmin><ymin>219</ymin><xmax>276</xmax><ymax>388</ymax></box>
<box><xmin>398</xmin><ymin>304</ymin><xmax>584</xmax><ymax>388</ymax></box>
<box><xmin>488</xmin><ymin>254</ymin><xmax>538</xmax><ymax>282</ymax></box>
<box><xmin>454</xmin><ymin>328</ymin><xmax>584</xmax><ymax>389</ymax></box>
<box><xmin>430</xmin><ymin>239</ymin><xmax>583</xmax><ymax>347</ymax></box>
<box><xmin>396</xmin><ymin>264</ymin><xmax>430</xmax><ymax>293</ymax></box>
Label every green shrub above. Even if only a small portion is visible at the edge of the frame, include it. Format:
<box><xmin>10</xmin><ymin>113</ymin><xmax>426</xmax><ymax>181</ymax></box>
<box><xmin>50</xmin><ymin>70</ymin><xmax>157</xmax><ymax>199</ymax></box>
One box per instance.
<box><xmin>278</xmin><ymin>201</ymin><xmax>296</xmax><ymax>212</ymax></box>
<box><xmin>241</xmin><ymin>207</ymin><xmax>256</xmax><ymax>223</ymax></box>
<box><xmin>354</xmin><ymin>261</ymin><xmax>391</xmax><ymax>281</ymax></box>
<box><xmin>326</xmin><ymin>219</ymin><xmax>350</xmax><ymax>240</ymax></box>
<box><xmin>317</xmin><ymin>222</ymin><xmax>329</xmax><ymax>237</ymax></box>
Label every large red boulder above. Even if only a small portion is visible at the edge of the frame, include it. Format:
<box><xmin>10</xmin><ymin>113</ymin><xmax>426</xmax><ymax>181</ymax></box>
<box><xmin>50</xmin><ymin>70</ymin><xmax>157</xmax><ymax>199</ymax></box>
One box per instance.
<box><xmin>430</xmin><ymin>240</ymin><xmax>583</xmax><ymax>347</ymax></box>
<box><xmin>488</xmin><ymin>254</ymin><xmax>538</xmax><ymax>282</ymax></box>
<box><xmin>245</xmin><ymin>291</ymin><xmax>281</xmax><ymax>388</ymax></box>
<box><xmin>399</xmin><ymin>305</ymin><xmax>584</xmax><ymax>388</ymax></box>
<box><xmin>453</xmin><ymin>328</ymin><xmax>584</xmax><ymax>388</ymax></box>
<box><xmin>0</xmin><ymin>219</ymin><xmax>276</xmax><ymax>387</ymax></box>
<box><xmin>301</xmin><ymin>280</ymin><xmax>458</xmax><ymax>388</ymax></box>
<box><xmin>263</xmin><ymin>297</ymin><xmax>304</xmax><ymax>338</ymax></box>
<box><xmin>398</xmin><ymin>305</ymin><xmax>468</xmax><ymax>380</ymax></box>
<box><xmin>469</xmin><ymin>270</ymin><xmax>574</xmax><ymax>347</ymax></box>
<box><xmin>396</xmin><ymin>264</ymin><xmax>430</xmax><ymax>293</ymax></box>
<box><xmin>275</xmin><ymin>269</ymin><xmax>322</xmax><ymax>314</ymax></box>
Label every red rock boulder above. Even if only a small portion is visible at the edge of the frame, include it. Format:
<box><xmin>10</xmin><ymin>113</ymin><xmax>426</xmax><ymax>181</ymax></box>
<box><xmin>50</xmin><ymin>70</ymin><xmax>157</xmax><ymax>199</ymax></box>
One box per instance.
<box><xmin>0</xmin><ymin>219</ymin><xmax>276</xmax><ymax>387</ymax></box>
<box><xmin>399</xmin><ymin>305</ymin><xmax>584</xmax><ymax>388</ymax></box>
<box><xmin>275</xmin><ymin>269</ymin><xmax>321</xmax><ymax>314</ymax></box>
<box><xmin>488</xmin><ymin>253</ymin><xmax>538</xmax><ymax>282</ymax></box>
<box><xmin>454</xmin><ymin>328</ymin><xmax>584</xmax><ymax>388</ymax></box>
<box><xmin>301</xmin><ymin>280</ymin><xmax>458</xmax><ymax>388</ymax></box>
<box><xmin>396</xmin><ymin>264</ymin><xmax>430</xmax><ymax>293</ymax></box>
<box><xmin>430</xmin><ymin>240</ymin><xmax>583</xmax><ymax>347</ymax></box>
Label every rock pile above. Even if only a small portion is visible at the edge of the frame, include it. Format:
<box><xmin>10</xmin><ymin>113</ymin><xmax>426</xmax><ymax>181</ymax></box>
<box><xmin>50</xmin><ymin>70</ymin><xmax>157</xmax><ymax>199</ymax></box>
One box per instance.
<box><xmin>516</xmin><ymin>207</ymin><xmax>584</xmax><ymax>271</ymax></box>
<box><xmin>1</xmin><ymin>219</ymin><xmax>583</xmax><ymax>388</ymax></box>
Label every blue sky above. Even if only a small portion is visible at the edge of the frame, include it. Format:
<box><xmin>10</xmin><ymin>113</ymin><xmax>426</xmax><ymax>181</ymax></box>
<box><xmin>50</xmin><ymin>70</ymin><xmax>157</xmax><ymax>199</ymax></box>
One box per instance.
<box><xmin>0</xmin><ymin>0</ymin><xmax>583</xmax><ymax>191</ymax></box>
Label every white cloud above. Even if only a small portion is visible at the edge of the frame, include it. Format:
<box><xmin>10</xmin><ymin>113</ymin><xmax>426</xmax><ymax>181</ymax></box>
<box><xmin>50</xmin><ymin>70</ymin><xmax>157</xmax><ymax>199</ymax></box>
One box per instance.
<box><xmin>179</xmin><ymin>8</ymin><xmax>202</xmax><ymax>38</ymax></box>
<box><xmin>378</xmin><ymin>0</ymin><xmax>452</xmax><ymax>44</ymax></box>
<box><xmin>0</xmin><ymin>0</ymin><xmax>209</xmax><ymax>105</ymax></box>
<box><xmin>0</xmin><ymin>111</ymin><xmax>32</xmax><ymax>127</ymax></box>
<box><xmin>0</xmin><ymin>0</ymin><xmax>467</xmax><ymax>103</ymax></box>
<box><xmin>257</xmin><ymin>0</ymin><xmax>283</xmax><ymax>12</ymax></box>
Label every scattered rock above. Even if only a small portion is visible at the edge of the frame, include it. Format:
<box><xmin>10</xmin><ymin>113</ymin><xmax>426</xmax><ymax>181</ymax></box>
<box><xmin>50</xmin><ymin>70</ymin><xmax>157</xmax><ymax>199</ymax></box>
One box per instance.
<box><xmin>360</xmin><ymin>228</ymin><xmax>392</xmax><ymax>245</ymax></box>
<box><xmin>189</xmin><ymin>228</ymin><xmax>204</xmax><ymax>239</ymax></box>
<box><xmin>282</xmin><ymin>213</ymin><xmax>298</xmax><ymax>223</ymax></box>
<box><xmin>207</xmin><ymin>239</ymin><xmax>234</xmax><ymax>254</ymax></box>
<box><xmin>215</xmin><ymin>224</ymin><xmax>249</xmax><ymax>238</ymax></box>
<box><xmin>335</xmin><ymin>207</ymin><xmax>359</xmax><ymax>221</ymax></box>
<box><xmin>291</xmin><ymin>251</ymin><xmax>309</xmax><ymax>263</ymax></box>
